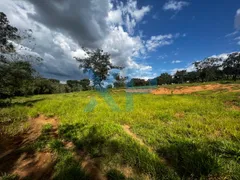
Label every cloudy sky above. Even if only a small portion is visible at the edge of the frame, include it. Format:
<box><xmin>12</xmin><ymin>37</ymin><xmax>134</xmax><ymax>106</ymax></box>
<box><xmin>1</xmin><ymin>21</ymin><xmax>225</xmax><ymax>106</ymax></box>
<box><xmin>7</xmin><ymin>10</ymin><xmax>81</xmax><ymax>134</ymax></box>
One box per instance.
<box><xmin>0</xmin><ymin>0</ymin><xmax>240</xmax><ymax>81</ymax></box>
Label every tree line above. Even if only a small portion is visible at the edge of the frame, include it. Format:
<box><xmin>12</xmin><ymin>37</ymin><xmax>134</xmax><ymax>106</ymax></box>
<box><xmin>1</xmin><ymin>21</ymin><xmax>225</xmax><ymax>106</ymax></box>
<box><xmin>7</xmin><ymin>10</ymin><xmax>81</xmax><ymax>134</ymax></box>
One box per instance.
<box><xmin>1</xmin><ymin>11</ymin><xmax>239</xmax><ymax>100</ymax></box>
<box><xmin>126</xmin><ymin>53</ymin><xmax>240</xmax><ymax>87</ymax></box>
<box><xmin>0</xmin><ymin>12</ymin><xmax>92</xmax><ymax>99</ymax></box>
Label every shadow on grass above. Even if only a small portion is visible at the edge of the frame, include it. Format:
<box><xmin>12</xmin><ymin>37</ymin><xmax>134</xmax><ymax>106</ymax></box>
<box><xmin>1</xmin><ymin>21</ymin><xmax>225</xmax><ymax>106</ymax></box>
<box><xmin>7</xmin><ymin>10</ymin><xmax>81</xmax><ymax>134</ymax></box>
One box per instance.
<box><xmin>157</xmin><ymin>141</ymin><xmax>220</xmax><ymax>179</ymax></box>
<box><xmin>0</xmin><ymin>98</ymin><xmax>45</xmax><ymax>108</ymax></box>
<box><xmin>59</xmin><ymin>123</ymin><xmax>178</xmax><ymax>179</ymax></box>
<box><xmin>53</xmin><ymin>152</ymin><xmax>89</xmax><ymax>180</ymax></box>
<box><xmin>106</xmin><ymin>169</ymin><xmax>134</xmax><ymax>180</ymax></box>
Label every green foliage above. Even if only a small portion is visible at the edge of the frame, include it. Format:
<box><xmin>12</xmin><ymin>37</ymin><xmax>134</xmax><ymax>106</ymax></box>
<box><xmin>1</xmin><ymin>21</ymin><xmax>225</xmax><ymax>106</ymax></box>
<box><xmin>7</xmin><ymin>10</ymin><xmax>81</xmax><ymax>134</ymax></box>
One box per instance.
<box><xmin>223</xmin><ymin>52</ymin><xmax>240</xmax><ymax>81</ymax></box>
<box><xmin>75</xmin><ymin>48</ymin><xmax>122</xmax><ymax>88</ymax></box>
<box><xmin>67</xmin><ymin>80</ymin><xmax>82</xmax><ymax>92</ymax></box>
<box><xmin>0</xmin><ymin>173</ymin><xmax>18</xmax><ymax>180</ymax></box>
<box><xmin>158</xmin><ymin>141</ymin><xmax>220</xmax><ymax>178</ymax></box>
<box><xmin>66</xmin><ymin>79</ymin><xmax>91</xmax><ymax>92</ymax></box>
<box><xmin>128</xmin><ymin>78</ymin><xmax>149</xmax><ymax>87</ymax></box>
<box><xmin>113</xmin><ymin>73</ymin><xmax>127</xmax><ymax>88</ymax></box>
<box><xmin>107</xmin><ymin>84</ymin><xmax>113</xmax><ymax>89</ymax></box>
<box><xmin>33</xmin><ymin>77</ymin><xmax>68</xmax><ymax>95</ymax></box>
<box><xmin>174</xmin><ymin>70</ymin><xmax>187</xmax><ymax>84</ymax></box>
<box><xmin>0</xmin><ymin>12</ymin><xmax>20</xmax><ymax>53</ymax></box>
<box><xmin>53</xmin><ymin>152</ymin><xmax>88</xmax><ymax>180</ymax></box>
<box><xmin>80</xmin><ymin>79</ymin><xmax>91</xmax><ymax>91</ymax></box>
<box><xmin>42</xmin><ymin>123</ymin><xmax>53</xmax><ymax>133</ymax></box>
<box><xmin>157</xmin><ymin>73</ymin><xmax>172</xmax><ymax>85</ymax></box>
<box><xmin>48</xmin><ymin>139</ymin><xmax>64</xmax><ymax>152</ymax></box>
<box><xmin>0</xmin><ymin>58</ymin><xmax>35</xmax><ymax>98</ymax></box>
<box><xmin>106</xmin><ymin>169</ymin><xmax>127</xmax><ymax>180</ymax></box>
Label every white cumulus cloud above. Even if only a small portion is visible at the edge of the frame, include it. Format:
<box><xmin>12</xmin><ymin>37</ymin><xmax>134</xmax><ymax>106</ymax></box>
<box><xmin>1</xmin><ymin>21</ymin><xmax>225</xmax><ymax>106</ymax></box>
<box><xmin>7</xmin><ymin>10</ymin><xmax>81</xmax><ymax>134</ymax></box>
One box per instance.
<box><xmin>108</xmin><ymin>0</ymin><xmax>151</xmax><ymax>35</ymax></box>
<box><xmin>163</xmin><ymin>0</ymin><xmax>189</xmax><ymax>11</ymax></box>
<box><xmin>145</xmin><ymin>34</ymin><xmax>181</xmax><ymax>51</ymax></box>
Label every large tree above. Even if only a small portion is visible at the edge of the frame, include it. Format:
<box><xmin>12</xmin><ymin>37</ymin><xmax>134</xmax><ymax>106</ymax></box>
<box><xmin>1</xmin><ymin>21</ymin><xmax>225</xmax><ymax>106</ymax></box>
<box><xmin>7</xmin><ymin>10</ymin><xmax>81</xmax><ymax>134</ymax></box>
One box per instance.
<box><xmin>0</xmin><ymin>12</ymin><xmax>36</xmax><ymax>99</ymax></box>
<box><xmin>194</xmin><ymin>57</ymin><xmax>222</xmax><ymax>82</ymax></box>
<box><xmin>80</xmin><ymin>79</ymin><xmax>90</xmax><ymax>91</ymax></box>
<box><xmin>0</xmin><ymin>56</ymin><xmax>35</xmax><ymax>98</ymax></box>
<box><xmin>0</xmin><ymin>12</ymin><xmax>20</xmax><ymax>53</ymax></box>
<box><xmin>75</xmin><ymin>48</ymin><xmax>121</xmax><ymax>88</ymax></box>
<box><xmin>66</xmin><ymin>80</ymin><xmax>82</xmax><ymax>92</ymax></box>
<box><xmin>128</xmin><ymin>78</ymin><xmax>148</xmax><ymax>87</ymax></box>
<box><xmin>223</xmin><ymin>52</ymin><xmax>240</xmax><ymax>81</ymax></box>
<box><xmin>113</xmin><ymin>73</ymin><xmax>127</xmax><ymax>88</ymax></box>
<box><xmin>157</xmin><ymin>73</ymin><xmax>172</xmax><ymax>85</ymax></box>
<box><xmin>174</xmin><ymin>70</ymin><xmax>187</xmax><ymax>84</ymax></box>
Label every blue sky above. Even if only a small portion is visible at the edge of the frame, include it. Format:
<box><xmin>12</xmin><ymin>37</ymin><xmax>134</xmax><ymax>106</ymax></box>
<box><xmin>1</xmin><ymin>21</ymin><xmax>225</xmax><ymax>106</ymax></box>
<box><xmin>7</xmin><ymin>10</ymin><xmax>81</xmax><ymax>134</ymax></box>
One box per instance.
<box><xmin>0</xmin><ymin>0</ymin><xmax>240</xmax><ymax>81</ymax></box>
<box><xmin>133</xmin><ymin>0</ymin><xmax>240</xmax><ymax>76</ymax></box>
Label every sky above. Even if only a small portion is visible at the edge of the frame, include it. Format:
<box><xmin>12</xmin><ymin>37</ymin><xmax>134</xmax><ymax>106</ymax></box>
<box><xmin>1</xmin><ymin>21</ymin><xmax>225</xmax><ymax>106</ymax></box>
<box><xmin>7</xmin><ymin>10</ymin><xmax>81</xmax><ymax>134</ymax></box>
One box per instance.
<box><xmin>0</xmin><ymin>0</ymin><xmax>240</xmax><ymax>81</ymax></box>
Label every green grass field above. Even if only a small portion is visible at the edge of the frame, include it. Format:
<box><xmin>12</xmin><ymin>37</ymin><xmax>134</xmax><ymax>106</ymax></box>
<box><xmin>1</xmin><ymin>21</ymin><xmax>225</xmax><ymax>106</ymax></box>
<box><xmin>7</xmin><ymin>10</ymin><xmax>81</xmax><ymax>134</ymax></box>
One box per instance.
<box><xmin>0</xmin><ymin>84</ymin><xmax>240</xmax><ymax>179</ymax></box>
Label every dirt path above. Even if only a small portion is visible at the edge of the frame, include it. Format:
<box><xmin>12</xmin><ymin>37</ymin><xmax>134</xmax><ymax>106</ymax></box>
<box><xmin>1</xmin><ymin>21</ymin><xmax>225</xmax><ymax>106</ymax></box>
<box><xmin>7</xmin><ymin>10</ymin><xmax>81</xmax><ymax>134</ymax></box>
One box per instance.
<box><xmin>0</xmin><ymin>115</ymin><xmax>58</xmax><ymax>180</ymax></box>
<box><xmin>123</xmin><ymin>125</ymin><xmax>145</xmax><ymax>146</ymax></box>
<box><xmin>63</xmin><ymin>141</ymin><xmax>106</xmax><ymax>180</ymax></box>
<box><xmin>0</xmin><ymin>114</ymin><xmax>109</xmax><ymax>180</ymax></box>
<box><xmin>123</xmin><ymin>125</ymin><xmax>153</xmax><ymax>153</ymax></box>
<box><xmin>151</xmin><ymin>84</ymin><xmax>240</xmax><ymax>95</ymax></box>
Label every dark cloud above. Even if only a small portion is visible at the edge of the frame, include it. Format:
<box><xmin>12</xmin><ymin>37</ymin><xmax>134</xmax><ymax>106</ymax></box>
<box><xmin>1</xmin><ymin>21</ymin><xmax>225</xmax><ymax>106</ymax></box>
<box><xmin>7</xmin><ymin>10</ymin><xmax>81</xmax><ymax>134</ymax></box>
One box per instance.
<box><xmin>27</xmin><ymin>0</ymin><xmax>110</xmax><ymax>48</ymax></box>
<box><xmin>0</xmin><ymin>0</ymin><xmax>156</xmax><ymax>81</ymax></box>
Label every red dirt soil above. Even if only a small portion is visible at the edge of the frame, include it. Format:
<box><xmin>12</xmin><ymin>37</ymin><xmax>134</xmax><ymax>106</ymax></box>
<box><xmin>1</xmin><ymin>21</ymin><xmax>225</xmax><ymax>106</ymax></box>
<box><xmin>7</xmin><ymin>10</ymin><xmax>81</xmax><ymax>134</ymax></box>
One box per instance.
<box><xmin>151</xmin><ymin>84</ymin><xmax>240</xmax><ymax>95</ymax></box>
<box><xmin>0</xmin><ymin>115</ymin><xmax>58</xmax><ymax>179</ymax></box>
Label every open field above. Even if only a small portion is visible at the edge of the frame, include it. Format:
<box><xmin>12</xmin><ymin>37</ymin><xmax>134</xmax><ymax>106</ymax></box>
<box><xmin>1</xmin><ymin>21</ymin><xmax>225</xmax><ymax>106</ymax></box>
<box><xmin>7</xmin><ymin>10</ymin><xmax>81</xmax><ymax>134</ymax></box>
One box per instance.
<box><xmin>0</xmin><ymin>83</ymin><xmax>240</xmax><ymax>179</ymax></box>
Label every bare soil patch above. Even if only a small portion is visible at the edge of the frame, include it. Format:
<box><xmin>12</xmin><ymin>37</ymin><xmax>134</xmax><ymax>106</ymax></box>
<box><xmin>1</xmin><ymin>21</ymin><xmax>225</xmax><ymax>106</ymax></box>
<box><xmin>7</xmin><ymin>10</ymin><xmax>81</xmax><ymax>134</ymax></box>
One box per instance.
<box><xmin>0</xmin><ymin>115</ymin><xmax>58</xmax><ymax>179</ymax></box>
<box><xmin>151</xmin><ymin>84</ymin><xmax>240</xmax><ymax>95</ymax></box>
<box><xmin>225</xmin><ymin>101</ymin><xmax>240</xmax><ymax>111</ymax></box>
<box><xmin>63</xmin><ymin>140</ymin><xmax>106</xmax><ymax>180</ymax></box>
<box><xmin>81</xmin><ymin>156</ymin><xmax>106</xmax><ymax>180</ymax></box>
<box><xmin>123</xmin><ymin>125</ymin><xmax>145</xmax><ymax>146</ymax></box>
<box><xmin>12</xmin><ymin>151</ymin><xmax>56</xmax><ymax>180</ymax></box>
<box><xmin>23</xmin><ymin>115</ymin><xmax>59</xmax><ymax>143</ymax></box>
<box><xmin>125</xmin><ymin>89</ymin><xmax>153</xmax><ymax>93</ymax></box>
<box><xmin>122</xmin><ymin>125</ymin><xmax>154</xmax><ymax>154</ymax></box>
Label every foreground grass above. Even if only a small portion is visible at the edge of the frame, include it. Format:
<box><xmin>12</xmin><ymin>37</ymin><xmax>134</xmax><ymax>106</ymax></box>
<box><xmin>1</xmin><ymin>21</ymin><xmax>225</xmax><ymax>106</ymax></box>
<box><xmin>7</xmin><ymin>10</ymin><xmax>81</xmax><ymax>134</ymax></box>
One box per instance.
<box><xmin>0</xmin><ymin>84</ymin><xmax>240</xmax><ymax>179</ymax></box>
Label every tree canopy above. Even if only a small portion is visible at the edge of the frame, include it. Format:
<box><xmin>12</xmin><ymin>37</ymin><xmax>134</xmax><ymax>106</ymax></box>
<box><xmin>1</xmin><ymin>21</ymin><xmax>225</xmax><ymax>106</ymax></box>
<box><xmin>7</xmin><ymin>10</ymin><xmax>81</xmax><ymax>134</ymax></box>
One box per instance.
<box><xmin>0</xmin><ymin>12</ymin><xmax>20</xmax><ymax>53</ymax></box>
<box><xmin>75</xmin><ymin>48</ymin><xmax>122</xmax><ymax>88</ymax></box>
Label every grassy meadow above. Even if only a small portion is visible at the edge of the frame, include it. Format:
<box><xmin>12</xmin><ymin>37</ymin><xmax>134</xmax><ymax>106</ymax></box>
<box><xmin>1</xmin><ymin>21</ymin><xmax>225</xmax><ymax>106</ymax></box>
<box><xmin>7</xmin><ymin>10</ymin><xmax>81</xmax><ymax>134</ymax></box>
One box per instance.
<box><xmin>0</xmin><ymin>84</ymin><xmax>240</xmax><ymax>179</ymax></box>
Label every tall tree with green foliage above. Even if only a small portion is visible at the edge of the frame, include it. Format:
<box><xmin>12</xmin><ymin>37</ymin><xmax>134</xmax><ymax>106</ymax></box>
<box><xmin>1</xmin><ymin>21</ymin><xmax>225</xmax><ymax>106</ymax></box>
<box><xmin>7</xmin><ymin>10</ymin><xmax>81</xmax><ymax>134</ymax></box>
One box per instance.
<box><xmin>0</xmin><ymin>58</ymin><xmax>35</xmax><ymax>98</ymax></box>
<box><xmin>157</xmin><ymin>73</ymin><xmax>172</xmax><ymax>85</ymax></box>
<box><xmin>128</xmin><ymin>78</ymin><xmax>148</xmax><ymax>87</ymax></box>
<box><xmin>0</xmin><ymin>12</ymin><xmax>20</xmax><ymax>53</ymax></box>
<box><xmin>194</xmin><ymin>57</ymin><xmax>221</xmax><ymax>82</ymax></box>
<box><xmin>79</xmin><ymin>79</ymin><xmax>90</xmax><ymax>91</ymax></box>
<box><xmin>223</xmin><ymin>52</ymin><xmax>240</xmax><ymax>81</ymax></box>
<box><xmin>66</xmin><ymin>80</ymin><xmax>82</xmax><ymax>92</ymax></box>
<box><xmin>113</xmin><ymin>73</ymin><xmax>127</xmax><ymax>88</ymax></box>
<box><xmin>0</xmin><ymin>12</ymin><xmax>35</xmax><ymax>99</ymax></box>
<box><xmin>174</xmin><ymin>70</ymin><xmax>187</xmax><ymax>84</ymax></box>
<box><xmin>75</xmin><ymin>48</ymin><xmax>121</xmax><ymax>88</ymax></box>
